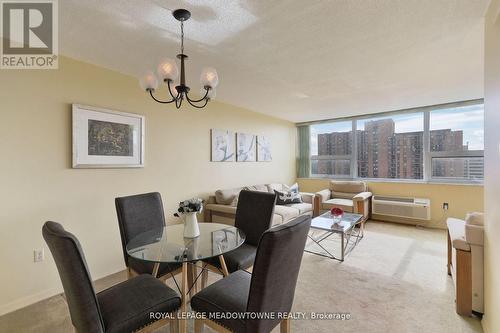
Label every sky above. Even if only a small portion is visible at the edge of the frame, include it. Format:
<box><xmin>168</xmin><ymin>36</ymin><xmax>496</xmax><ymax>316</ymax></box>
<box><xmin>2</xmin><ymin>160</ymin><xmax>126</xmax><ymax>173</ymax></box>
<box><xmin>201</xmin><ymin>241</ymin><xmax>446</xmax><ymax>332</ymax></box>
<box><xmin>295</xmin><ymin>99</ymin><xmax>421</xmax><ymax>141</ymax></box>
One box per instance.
<box><xmin>310</xmin><ymin>104</ymin><xmax>484</xmax><ymax>155</ymax></box>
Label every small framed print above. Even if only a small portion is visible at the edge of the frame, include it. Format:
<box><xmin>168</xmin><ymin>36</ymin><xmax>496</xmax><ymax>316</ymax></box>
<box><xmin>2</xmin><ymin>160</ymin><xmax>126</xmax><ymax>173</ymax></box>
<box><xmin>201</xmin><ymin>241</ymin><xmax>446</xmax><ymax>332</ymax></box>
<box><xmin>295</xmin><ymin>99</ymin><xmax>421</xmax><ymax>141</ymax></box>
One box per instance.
<box><xmin>72</xmin><ymin>104</ymin><xmax>145</xmax><ymax>168</ymax></box>
<box><xmin>236</xmin><ymin>132</ymin><xmax>256</xmax><ymax>162</ymax></box>
<box><xmin>211</xmin><ymin>129</ymin><xmax>235</xmax><ymax>162</ymax></box>
<box><xmin>257</xmin><ymin>135</ymin><xmax>272</xmax><ymax>161</ymax></box>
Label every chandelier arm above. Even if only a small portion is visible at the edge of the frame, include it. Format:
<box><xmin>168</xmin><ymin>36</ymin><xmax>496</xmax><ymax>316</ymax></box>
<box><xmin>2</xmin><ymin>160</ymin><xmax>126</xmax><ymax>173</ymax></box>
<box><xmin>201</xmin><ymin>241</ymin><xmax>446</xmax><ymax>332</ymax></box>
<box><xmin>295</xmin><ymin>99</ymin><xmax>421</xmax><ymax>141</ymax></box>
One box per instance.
<box><xmin>149</xmin><ymin>89</ymin><xmax>176</xmax><ymax>104</ymax></box>
<box><xmin>186</xmin><ymin>97</ymin><xmax>209</xmax><ymax>109</ymax></box>
<box><xmin>185</xmin><ymin>88</ymin><xmax>209</xmax><ymax>103</ymax></box>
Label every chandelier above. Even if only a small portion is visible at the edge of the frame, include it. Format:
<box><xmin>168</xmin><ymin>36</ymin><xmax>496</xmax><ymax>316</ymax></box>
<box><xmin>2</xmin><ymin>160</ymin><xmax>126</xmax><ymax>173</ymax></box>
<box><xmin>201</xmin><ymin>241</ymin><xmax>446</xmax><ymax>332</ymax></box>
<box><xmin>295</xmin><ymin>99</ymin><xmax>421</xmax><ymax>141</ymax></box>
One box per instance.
<box><xmin>139</xmin><ymin>9</ymin><xmax>219</xmax><ymax>109</ymax></box>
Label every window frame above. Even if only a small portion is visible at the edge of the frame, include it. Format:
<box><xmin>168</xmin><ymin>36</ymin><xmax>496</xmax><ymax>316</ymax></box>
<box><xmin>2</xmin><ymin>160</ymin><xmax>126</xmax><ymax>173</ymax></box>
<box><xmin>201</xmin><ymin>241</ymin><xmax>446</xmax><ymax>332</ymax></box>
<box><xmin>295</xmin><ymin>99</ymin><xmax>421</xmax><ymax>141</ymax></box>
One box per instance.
<box><xmin>302</xmin><ymin>99</ymin><xmax>484</xmax><ymax>185</ymax></box>
<box><xmin>309</xmin><ymin>119</ymin><xmax>355</xmax><ymax>179</ymax></box>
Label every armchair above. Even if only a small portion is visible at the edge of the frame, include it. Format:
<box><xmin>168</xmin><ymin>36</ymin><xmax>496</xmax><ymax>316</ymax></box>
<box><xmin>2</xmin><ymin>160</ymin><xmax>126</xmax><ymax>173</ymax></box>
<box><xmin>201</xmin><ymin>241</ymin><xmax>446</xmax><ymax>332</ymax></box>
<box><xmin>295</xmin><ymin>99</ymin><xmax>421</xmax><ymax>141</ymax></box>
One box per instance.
<box><xmin>313</xmin><ymin>181</ymin><xmax>372</xmax><ymax>219</ymax></box>
<box><xmin>447</xmin><ymin>212</ymin><xmax>484</xmax><ymax>316</ymax></box>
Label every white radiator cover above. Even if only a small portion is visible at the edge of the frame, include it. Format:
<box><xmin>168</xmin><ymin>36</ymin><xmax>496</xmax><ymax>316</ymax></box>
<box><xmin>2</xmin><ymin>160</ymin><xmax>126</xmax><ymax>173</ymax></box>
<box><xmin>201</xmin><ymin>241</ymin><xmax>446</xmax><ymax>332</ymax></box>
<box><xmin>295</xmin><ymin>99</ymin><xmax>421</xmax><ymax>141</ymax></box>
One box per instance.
<box><xmin>372</xmin><ymin>196</ymin><xmax>431</xmax><ymax>220</ymax></box>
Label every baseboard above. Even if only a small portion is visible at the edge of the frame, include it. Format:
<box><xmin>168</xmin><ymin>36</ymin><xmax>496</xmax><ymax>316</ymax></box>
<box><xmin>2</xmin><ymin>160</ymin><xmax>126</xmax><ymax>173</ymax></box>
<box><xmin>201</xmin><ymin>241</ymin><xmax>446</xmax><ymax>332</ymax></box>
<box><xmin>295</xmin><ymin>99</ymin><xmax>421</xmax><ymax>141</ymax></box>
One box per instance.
<box><xmin>0</xmin><ymin>287</ymin><xmax>63</xmax><ymax>316</ymax></box>
<box><xmin>0</xmin><ymin>267</ymin><xmax>126</xmax><ymax>317</ymax></box>
<box><xmin>370</xmin><ymin>217</ymin><xmax>446</xmax><ymax>230</ymax></box>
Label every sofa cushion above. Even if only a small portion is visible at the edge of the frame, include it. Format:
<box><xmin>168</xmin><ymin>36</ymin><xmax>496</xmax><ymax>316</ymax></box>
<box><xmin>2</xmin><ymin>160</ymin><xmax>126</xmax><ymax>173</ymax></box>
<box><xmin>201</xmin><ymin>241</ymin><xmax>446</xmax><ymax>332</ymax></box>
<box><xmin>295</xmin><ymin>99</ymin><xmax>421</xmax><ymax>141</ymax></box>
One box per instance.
<box><xmin>273</xmin><ymin>205</ymin><xmax>299</xmax><ymax>222</ymax></box>
<box><xmin>271</xmin><ymin>214</ymin><xmax>283</xmax><ymax>226</ymax></box>
<box><xmin>215</xmin><ymin>187</ymin><xmax>243</xmax><ymax>205</ymax></box>
<box><xmin>205</xmin><ymin>203</ymin><xmax>237</xmax><ymax>215</ymax></box>
<box><xmin>447</xmin><ymin>218</ymin><xmax>471</xmax><ymax>251</ymax></box>
<box><xmin>332</xmin><ymin>191</ymin><xmax>356</xmax><ymax>199</ymax></box>
<box><xmin>275</xmin><ymin>189</ymin><xmax>302</xmax><ymax>205</ymax></box>
<box><xmin>322</xmin><ymin>198</ymin><xmax>354</xmax><ymax>212</ymax></box>
<box><xmin>466</xmin><ymin>212</ymin><xmax>484</xmax><ymax>226</ymax></box>
<box><xmin>329</xmin><ymin>181</ymin><xmax>367</xmax><ymax>193</ymax></box>
<box><xmin>285</xmin><ymin>203</ymin><xmax>312</xmax><ymax>215</ymax></box>
<box><xmin>267</xmin><ymin>183</ymin><xmax>284</xmax><ymax>193</ymax></box>
<box><xmin>466</xmin><ymin>224</ymin><xmax>484</xmax><ymax>246</ymax></box>
<box><xmin>245</xmin><ymin>184</ymin><xmax>269</xmax><ymax>192</ymax></box>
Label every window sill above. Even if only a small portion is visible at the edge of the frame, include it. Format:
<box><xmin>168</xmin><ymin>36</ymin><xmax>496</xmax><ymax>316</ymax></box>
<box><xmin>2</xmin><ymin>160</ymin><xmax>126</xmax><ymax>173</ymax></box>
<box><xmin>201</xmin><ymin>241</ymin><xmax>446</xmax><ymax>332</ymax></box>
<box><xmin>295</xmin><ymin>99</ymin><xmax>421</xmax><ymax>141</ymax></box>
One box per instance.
<box><xmin>298</xmin><ymin>176</ymin><xmax>483</xmax><ymax>186</ymax></box>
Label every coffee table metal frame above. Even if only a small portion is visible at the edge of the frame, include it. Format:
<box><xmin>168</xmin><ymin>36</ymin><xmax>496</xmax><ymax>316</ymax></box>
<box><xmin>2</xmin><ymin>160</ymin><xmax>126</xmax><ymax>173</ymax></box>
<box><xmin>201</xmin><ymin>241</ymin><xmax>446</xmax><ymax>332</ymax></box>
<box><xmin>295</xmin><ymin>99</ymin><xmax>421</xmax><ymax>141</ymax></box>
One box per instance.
<box><xmin>305</xmin><ymin>212</ymin><xmax>364</xmax><ymax>262</ymax></box>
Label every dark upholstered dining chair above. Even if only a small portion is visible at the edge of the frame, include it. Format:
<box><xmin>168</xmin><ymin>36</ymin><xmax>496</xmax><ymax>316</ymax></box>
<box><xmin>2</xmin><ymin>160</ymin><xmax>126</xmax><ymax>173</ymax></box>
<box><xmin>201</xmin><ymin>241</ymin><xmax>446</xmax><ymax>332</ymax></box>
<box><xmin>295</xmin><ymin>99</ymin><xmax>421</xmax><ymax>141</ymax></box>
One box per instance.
<box><xmin>42</xmin><ymin>221</ymin><xmax>181</xmax><ymax>333</ymax></box>
<box><xmin>201</xmin><ymin>190</ymin><xmax>276</xmax><ymax>285</ymax></box>
<box><xmin>192</xmin><ymin>214</ymin><xmax>311</xmax><ymax>333</ymax></box>
<box><xmin>115</xmin><ymin>192</ymin><xmax>182</xmax><ymax>280</ymax></box>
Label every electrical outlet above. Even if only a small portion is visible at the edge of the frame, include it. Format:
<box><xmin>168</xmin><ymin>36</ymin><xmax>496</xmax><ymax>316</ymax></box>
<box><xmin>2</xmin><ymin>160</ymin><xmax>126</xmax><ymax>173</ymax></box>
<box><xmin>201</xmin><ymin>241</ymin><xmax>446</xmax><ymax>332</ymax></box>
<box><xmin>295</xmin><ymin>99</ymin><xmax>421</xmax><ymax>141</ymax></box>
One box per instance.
<box><xmin>34</xmin><ymin>249</ymin><xmax>44</xmax><ymax>263</ymax></box>
<box><xmin>443</xmin><ymin>202</ymin><xmax>449</xmax><ymax>211</ymax></box>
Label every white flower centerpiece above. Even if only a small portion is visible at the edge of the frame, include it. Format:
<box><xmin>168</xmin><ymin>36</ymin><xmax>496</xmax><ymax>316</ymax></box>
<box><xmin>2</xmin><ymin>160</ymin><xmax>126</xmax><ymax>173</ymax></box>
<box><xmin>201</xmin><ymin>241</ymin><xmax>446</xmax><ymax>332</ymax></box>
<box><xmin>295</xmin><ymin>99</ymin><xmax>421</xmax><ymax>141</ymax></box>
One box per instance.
<box><xmin>174</xmin><ymin>198</ymin><xmax>203</xmax><ymax>238</ymax></box>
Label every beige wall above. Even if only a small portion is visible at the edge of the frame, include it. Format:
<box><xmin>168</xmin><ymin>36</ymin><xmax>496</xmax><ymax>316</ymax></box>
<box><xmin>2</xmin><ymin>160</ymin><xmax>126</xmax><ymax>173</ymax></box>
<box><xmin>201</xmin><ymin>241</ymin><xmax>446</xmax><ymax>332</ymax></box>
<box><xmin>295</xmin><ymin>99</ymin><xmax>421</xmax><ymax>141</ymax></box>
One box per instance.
<box><xmin>0</xmin><ymin>56</ymin><xmax>296</xmax><ymax>314</ymax></box>
<box><xmin>297</xmin><ymin>178</ymin><xmax>483</xmax><ymax>229</ymax></box>
<box><xmin>483</xmin><ymin>1</ymin><xmax>500</xmax><ymax>332</ymax></box>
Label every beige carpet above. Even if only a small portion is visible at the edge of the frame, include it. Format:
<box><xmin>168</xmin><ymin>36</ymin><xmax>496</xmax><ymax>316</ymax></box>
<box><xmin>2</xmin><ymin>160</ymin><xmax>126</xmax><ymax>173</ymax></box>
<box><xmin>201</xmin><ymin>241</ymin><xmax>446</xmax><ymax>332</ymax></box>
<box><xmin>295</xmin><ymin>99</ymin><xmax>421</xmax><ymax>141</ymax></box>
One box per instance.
<box><xmin>0</xmin><ymin>221</ymin><xmax>482</xmax><ymax>333</ymax></box>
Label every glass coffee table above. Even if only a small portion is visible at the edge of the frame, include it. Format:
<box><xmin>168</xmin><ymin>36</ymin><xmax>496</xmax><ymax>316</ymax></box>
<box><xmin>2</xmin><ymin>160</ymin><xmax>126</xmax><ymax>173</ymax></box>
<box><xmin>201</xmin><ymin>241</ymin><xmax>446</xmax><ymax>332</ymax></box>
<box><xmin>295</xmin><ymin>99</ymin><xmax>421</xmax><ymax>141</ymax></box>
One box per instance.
<box><xmin>305</xmin><ymin>212</ymin><xmax>364</xmax><ymax>261</ymax></box>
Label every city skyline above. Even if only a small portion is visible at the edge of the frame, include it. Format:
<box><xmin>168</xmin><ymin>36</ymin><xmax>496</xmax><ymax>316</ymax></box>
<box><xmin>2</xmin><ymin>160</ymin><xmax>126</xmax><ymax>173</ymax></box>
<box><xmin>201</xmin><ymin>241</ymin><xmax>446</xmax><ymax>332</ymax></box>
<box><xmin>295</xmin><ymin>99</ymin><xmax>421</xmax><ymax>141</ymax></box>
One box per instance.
<box><xmin>312</xmin><ymin>116</ymin><xmax>483</xmax><ymax>179</ymax></box>
<box><xmin>310</xmin><ymin>104</ymin><xmax>484</xmax><ymax>155</ymax></box>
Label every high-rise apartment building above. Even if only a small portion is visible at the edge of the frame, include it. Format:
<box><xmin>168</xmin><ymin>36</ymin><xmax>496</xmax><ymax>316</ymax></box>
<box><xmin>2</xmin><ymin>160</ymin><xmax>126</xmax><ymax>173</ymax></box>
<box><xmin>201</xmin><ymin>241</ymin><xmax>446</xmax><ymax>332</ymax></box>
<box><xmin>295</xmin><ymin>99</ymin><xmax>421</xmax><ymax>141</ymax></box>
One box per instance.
<box><xmin>313</xmin><ymin>119</ymin><xmax>481</xmax><ymax>179</ymax></box>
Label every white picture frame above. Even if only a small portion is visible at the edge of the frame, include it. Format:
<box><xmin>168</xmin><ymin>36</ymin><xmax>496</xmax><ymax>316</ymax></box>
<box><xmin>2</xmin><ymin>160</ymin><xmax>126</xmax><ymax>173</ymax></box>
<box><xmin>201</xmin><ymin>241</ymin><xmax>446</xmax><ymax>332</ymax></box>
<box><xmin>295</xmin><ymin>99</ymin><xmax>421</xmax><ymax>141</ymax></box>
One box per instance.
<box><xmin>236</xmin><ymin>132</ymin><xmax>256</xmax><ymax>162</ymax></box>
<box><xmin>211</xmin><ymin>129</ymin><xmax>235</xmax><ymax>162</ymax></box>
<box><xmin>72</xmin><ymin>104</ymin><xmax>145</xmax><ymax>168</ymax></box>
<box><xmin>257</xmin><ymin>135</ymin><xmax>272</xmax><ymax>162</ymax></box>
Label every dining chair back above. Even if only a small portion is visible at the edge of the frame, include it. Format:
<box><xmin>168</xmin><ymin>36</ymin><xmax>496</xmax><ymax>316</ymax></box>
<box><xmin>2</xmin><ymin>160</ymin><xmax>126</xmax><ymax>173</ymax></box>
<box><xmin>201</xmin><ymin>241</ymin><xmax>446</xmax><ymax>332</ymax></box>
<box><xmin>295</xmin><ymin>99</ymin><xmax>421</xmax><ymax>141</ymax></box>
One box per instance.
<box><xmin>246</xmin><ymin>214</ymin><xmax>311</xmax><ymax>332</ymax></box>
<box><xmin>115</xmin><ymin>192</ymin><xmax>166</xmax><ymax>267</ymax></box>
<box><xmin>234</xmin><ymin>190</ymin><xmax>276</xmax><ymax>246</ymax></box>
<box><xmin>42</xmin><ymin>221</ymin><xmax>105</xmax><ymax>333</ymax></box>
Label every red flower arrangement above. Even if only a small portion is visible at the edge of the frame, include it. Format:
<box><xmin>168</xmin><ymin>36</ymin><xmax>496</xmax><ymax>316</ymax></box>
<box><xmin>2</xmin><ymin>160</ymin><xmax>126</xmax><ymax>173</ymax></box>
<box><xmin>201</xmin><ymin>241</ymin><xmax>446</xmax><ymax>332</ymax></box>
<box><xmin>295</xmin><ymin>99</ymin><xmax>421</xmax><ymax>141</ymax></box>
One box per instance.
<box><xmin>330</xmin><ymin>207</ymin><xmax>344</xmax><ymax>216</ymax></box>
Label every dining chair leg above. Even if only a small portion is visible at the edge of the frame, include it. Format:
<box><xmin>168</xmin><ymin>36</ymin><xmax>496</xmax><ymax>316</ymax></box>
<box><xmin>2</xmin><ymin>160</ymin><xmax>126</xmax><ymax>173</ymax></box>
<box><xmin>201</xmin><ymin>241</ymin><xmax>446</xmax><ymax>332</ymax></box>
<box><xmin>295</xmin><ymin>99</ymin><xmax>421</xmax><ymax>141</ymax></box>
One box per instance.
<box><xmin>169</xmin><ymin>315</ymin><xmax>179</xmax><ymax>333</ymax></box>
<box><xmin>180</xmin><ymin>262</ymin><xmax>188</xmax><ymax>333</ymax></box>
<box><xmin>194</xmin><ymin>318</ymin><xmax>204</xmax><ymax>333</ymax></box>
<box><xmin>152</xmin><ymin>262</ymin><xmax>160</xmax><ymax>278</ymax></box>
<box><xmin>218</xmin><ymin>255</ymin><xmax>229</xmax><ymax>277</ymax></box>
<box><xmin>187</xmin><ymin>264</ymin><xmax>195</xmax><ymax>298</ymax></box>
<box><xmin>201</xmin><ymin>269</ymin><xmax>208</xmax><ymax>289</ymax></box>
<box><xmin>280</xmin><ymin>318</ymin><xmax>291</xmax><ymax>333</ymax></box>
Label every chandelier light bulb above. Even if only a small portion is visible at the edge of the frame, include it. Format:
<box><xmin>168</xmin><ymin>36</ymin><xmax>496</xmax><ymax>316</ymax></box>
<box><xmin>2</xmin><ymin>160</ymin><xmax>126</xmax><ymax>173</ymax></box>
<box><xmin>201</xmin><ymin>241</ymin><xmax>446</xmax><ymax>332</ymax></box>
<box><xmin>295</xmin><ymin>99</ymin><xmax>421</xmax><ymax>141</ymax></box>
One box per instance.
<box><xmin>200</xmin><ymin>67</ymin><xmax>219</xmax><ymax>88</ymax></box>
<box><xmin>157</xmin><ymin>58</ymin><xmax>179</xmax><ymax>81</ymax></box>
<box><xmin>139</xmin><ymin>70</ymin><xmax>159</xmax><ymax>91</ymax></box>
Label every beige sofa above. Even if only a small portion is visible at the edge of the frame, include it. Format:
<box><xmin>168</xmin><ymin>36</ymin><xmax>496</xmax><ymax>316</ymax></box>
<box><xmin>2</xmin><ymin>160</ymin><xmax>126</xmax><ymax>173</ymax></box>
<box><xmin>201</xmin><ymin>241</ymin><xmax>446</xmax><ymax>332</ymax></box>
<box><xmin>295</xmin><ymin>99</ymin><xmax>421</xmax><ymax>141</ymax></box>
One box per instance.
<box><xmin>447</xmin><ymin>212</ymin><xmax>484</xmax><ymax>316</ymax></box>
<box><xmin>313</xmin><ymin>180</ymin><xmax>372</xmax><ymax>219</ymax></box>
<box><xmin>204</xmin><ymin>183</ymin><xmax>315</xmax><ymax>226</ymax></box>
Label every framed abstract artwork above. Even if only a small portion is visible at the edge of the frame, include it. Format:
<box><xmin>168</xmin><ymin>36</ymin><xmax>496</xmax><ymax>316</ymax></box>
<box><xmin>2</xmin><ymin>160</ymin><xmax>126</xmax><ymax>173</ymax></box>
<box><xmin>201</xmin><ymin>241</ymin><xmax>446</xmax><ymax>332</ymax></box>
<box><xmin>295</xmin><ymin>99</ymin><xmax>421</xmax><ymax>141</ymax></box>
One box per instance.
<box><xmin>72</xmin><ymin>104</ymin><xmax>145</xmax><ymax>168</ymax></box>
<box><xmin>257</xmin><ymin>135</ymin><xmax>272</xmax><ymax>162</ymax></box>
<box><xmin>236</xmin><ymin>132</ymin><xmax>256</xmax><ymax>162</ymax></box>
<box><xmin>211</xmin><ymin>129</ymin><xmax>235</xmax><ymax>162</ymax></box>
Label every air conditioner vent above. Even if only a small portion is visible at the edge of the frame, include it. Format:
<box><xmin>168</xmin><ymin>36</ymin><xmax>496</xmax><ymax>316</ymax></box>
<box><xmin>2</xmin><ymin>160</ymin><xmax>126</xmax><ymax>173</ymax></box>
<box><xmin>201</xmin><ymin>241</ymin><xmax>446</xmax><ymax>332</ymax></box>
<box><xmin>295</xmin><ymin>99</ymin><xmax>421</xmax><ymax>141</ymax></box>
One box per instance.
<box><xmin>372</xmin><ymin>196</ymin><xmax>430</xmax><ymax>220</ymax></box>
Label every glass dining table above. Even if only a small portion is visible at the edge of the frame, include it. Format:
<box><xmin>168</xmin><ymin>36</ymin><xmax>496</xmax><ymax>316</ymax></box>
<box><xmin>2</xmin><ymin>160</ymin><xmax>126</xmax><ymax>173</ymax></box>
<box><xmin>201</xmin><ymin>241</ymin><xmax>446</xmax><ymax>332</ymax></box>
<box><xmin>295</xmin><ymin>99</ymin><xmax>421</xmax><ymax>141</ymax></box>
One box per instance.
<box><xmin>126</xmin><ymin>222</ymin><xmax>245</xmax><ymax>333</ymax></box>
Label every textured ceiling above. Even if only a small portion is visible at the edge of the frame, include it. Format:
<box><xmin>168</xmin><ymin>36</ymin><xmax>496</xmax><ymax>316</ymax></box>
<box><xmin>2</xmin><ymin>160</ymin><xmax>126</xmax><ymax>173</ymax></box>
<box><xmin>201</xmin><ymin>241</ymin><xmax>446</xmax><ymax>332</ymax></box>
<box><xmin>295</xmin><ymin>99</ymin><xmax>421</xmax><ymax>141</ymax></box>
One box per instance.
<box><xmin>59</xmin><ymin>0</ymin><xmax>490</xmax><ymax>122</ymax></box>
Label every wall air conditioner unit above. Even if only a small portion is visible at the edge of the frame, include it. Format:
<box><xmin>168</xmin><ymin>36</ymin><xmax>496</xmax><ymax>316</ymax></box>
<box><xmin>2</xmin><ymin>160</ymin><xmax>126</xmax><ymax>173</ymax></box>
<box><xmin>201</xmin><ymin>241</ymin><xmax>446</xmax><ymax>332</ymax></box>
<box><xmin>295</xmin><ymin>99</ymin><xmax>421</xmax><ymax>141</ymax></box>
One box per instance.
<box><xmin>372</xmin><ymin>196</ymin><xmax>431</xmax><ymax>220</ymax></box>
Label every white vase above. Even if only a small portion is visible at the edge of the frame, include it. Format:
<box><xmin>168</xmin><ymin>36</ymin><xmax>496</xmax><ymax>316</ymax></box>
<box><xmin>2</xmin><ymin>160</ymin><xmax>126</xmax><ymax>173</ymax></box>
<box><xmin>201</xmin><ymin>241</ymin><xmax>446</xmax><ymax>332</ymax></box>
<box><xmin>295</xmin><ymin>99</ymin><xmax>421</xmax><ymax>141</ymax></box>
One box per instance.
<box><xmin>183</xmin><ymin>212</ymin><xmax>200</xmax><ymax>238</ymax></box>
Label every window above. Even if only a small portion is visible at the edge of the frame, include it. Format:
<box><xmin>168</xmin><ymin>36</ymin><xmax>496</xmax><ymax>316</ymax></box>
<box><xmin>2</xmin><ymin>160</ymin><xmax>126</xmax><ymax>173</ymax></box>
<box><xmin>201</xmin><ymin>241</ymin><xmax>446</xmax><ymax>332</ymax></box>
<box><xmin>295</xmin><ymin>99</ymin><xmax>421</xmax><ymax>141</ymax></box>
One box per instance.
<box><xmin>357</xmin><ymin>113</ymin><xmax>423</xmax><ymax>180</ymax></box>
<box><xmin>429</xmin><ymin>104</ymin><xmax>484</xmax><ymax>180</ymax></box>
<box><xmin>310</xmin><ymin>121</ymin><xmax>352</xmax><ymax>177</ymax></box>
<box><xmin>302</xmin><ymin>100</ymin><xmax>484</xmax><ymax>183</ymax></box>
